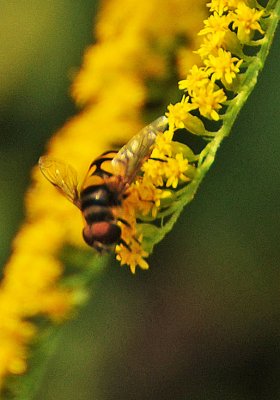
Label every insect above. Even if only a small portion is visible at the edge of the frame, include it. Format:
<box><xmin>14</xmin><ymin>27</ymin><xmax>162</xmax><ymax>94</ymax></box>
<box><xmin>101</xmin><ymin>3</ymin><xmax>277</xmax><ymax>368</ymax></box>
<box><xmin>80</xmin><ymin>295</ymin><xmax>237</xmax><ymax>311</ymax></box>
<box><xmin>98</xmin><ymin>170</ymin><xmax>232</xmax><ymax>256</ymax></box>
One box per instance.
<box><xmin>39</xmin><ymin>116</ymin><xmax>168</xmax><ymax>252</ymax></box>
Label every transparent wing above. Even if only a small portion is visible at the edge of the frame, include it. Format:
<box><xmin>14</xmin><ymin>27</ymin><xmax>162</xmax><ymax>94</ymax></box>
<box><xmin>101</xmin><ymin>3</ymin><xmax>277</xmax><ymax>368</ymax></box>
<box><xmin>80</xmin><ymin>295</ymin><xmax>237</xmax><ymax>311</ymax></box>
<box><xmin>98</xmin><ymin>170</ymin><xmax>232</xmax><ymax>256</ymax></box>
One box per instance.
<box><xmin>111</xmin><ymin>116</ymin><xmax>168</xmax><ymax>184</ymax></box>
<box><xmin>39</xmin><ymin>156</ymin><xmax>80</xmax><ymax>207</ymax></box>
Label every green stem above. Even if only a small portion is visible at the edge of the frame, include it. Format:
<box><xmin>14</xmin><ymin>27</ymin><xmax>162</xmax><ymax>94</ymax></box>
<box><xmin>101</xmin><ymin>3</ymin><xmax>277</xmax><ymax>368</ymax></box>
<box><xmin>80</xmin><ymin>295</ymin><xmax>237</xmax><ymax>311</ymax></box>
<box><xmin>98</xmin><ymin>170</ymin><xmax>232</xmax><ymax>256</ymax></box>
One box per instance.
<box><xmin>267</xmin><ymin>0</ymin><xmax>280</xmax><ymax>11</ymax></box>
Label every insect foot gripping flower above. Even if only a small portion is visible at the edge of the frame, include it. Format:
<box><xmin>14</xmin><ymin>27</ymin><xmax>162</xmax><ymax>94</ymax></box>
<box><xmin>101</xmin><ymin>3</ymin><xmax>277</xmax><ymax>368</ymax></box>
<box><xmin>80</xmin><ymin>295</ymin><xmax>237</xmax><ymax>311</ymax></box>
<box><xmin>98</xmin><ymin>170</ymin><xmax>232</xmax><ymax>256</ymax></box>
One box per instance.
<box><xmin>115</xmin><ymin>121</ymin><xmax>197</xmax><ymax>273</ymax></box>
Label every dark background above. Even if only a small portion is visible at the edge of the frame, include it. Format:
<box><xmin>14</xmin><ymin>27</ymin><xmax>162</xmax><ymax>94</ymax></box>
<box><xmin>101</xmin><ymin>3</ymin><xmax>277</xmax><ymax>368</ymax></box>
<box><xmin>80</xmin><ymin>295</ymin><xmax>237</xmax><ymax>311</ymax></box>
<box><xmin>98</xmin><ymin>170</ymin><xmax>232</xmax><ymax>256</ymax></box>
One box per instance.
<box><xmin>1</xmin><ymin>2</ymin><xmax>279</xmax><ymax>399</ymax></box>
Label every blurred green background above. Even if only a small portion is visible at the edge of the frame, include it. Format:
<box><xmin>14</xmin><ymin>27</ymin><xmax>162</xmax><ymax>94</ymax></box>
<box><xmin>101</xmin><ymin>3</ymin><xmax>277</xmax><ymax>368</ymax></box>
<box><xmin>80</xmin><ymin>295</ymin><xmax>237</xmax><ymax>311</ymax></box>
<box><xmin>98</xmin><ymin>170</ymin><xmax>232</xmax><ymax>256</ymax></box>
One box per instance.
<box><xmin>1</xmin><ymin>2</ymin><xmax>280</xmax><ymax>399</ymax></box>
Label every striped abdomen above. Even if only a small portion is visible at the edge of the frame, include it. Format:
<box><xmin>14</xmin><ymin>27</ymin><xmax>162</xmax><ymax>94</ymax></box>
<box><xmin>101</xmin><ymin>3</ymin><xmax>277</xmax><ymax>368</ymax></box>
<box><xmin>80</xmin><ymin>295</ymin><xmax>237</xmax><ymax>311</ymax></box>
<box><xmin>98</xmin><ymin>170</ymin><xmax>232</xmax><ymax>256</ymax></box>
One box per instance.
<box><xmin>80</xmin><ymin>151</ymin><xmax>123</xmax><ymax>250</ymax></box>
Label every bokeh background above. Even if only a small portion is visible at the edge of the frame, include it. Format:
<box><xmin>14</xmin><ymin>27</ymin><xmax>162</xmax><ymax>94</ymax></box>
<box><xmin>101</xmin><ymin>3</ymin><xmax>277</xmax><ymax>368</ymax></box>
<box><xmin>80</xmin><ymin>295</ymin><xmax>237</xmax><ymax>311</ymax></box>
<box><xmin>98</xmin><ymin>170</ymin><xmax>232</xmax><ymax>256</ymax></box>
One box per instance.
<box><xmin>1</xmin><ymin>2</ymin><xmax>280</xmax><ymax>399</ymax></box>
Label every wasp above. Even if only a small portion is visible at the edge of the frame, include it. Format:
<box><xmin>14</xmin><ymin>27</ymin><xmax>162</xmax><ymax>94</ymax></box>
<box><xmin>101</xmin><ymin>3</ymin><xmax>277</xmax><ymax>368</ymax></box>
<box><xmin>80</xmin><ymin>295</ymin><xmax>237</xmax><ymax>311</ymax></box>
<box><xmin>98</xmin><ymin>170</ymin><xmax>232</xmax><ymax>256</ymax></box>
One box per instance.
<box><xmin>39</xmin><ymin>116</ymin><xmax>168</xmax><ymax>252</ymax></box>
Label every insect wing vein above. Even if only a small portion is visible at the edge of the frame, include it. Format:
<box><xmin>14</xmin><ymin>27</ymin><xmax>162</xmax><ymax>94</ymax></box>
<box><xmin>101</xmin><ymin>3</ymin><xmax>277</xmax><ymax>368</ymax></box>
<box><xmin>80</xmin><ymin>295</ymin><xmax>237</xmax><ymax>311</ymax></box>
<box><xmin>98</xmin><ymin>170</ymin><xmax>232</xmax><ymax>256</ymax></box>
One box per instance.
<box><xmin>111</xmin><ymin>116</ymin><xmax>168</xmax><ymax>183</ymax></box>
<box><xmin>39</xmin><ymin>156</ymin><xmax>79</xmax><ymax>205</ymax></box>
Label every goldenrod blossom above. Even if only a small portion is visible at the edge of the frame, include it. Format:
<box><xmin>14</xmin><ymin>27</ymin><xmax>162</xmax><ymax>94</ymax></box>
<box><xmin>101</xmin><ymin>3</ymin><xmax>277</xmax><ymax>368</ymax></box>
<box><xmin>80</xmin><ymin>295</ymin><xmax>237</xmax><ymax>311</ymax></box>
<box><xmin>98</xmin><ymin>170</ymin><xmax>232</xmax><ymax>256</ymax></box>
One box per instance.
<box><xmin>165</xmin><ymin>154</ymin><xmax>190</xmax><ymax>188</ymax></box>
<box><xmin>191</xmin><ymin>81</ymin><xmax>227</xmax><ymax>120</ymax></box>
<box><xmin>232</xmin><ymin>3</ymin><xmax>264</xmax><ymax>42</ymax></box>
<box><xmin>141</xmin><ymin>159</ymin><xmax>165</xmax><ymax>188</ymax></box>
<box><xmin>166</xmin><ymin>96</ymin><xmax>195</xmax><ymax>129</ymax></box>
<box><xmin>196</xmin><ymin>31</ymin><xmax>226</xmax><ymax>59</ymax></box>
<box><xmin>199</xmin><ymin>12</ymin><xmax>231</xmax><ymax>36</ymax></box>
<box><xmin>128</xmin><ymin>180</ymin><xmax>164</xmax><ymax>220</ymax></box>
<box><xmin>207</xmin><ymin>0</ymin><xmax>229</xmax><ymax>14</ymax></box>
<box><xmin>204</xmin><ymin>48</ymin><xmax>243</xmax><ymax>84</ymax></box>
<box><xmin>207</xmin><ymin>0</ymin><xmax>246</xmax><ymax>14</ymax></box>
<box><xmin>179</xmin><ymin>65</ymin><xmax>209</xmax><ymax>94</ymax></box>
<box><xmin>116</xmin><ymin>236</ymin><xmax>149</xmax><ymax>274</ymax></box>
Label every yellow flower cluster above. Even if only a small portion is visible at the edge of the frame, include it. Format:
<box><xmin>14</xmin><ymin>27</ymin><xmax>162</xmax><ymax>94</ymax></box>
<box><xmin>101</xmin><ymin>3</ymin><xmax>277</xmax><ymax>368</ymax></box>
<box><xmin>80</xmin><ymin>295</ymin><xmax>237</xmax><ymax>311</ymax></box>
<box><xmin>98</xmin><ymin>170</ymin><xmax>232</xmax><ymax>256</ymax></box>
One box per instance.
<box><xmin>0</xmin><ymin>0</ymin><xmax>207</xmax><ymax>390</ymax></box>
<box><xmin>120</xmin><ymin>0</ymin><xmax>266</xmax><ymax>271</ymax></box>
<box><xmin>168</xmin><ymin>0</ymin><xmax>265</xmax><ymax>129</ymax></box>
<box><xmin>115</xmin><ymin>125</ymin><xmax>196</xmax><ymax>273</ymax></box>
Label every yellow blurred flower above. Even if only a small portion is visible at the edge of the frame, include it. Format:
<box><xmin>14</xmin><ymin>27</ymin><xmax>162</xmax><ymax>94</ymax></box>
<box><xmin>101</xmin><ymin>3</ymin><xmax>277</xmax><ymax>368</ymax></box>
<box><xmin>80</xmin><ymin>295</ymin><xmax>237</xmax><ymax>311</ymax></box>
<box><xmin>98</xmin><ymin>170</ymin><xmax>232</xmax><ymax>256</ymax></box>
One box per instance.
<box><xmin>0</xmin><ymin>0</ymin><xmax>208</xmax><ymax>390</ymax></box>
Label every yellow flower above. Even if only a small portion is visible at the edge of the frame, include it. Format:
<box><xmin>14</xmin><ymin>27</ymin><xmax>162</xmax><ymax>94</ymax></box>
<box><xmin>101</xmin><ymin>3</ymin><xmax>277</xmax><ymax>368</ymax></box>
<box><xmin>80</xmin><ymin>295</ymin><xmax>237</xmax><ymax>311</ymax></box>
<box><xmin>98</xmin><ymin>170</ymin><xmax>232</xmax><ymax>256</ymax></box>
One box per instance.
<box><xmin>151</xmin><ymin>129</ymin><xmax>174</xmax><ymax>158</ymax></box>
<box><xmin>207</xmin><ymin>0</ymin><xmax>229</xmax><ymax>14</ymax></box>
<box><xmin>207</xmin><ymin>0</ymin><xmax>244</xmax><ymax>14</ymax></box>
<box><xmin>232</xmin><ymin>3</ymin><xmax>264</xmax><ymax>42</ymax></box>
<box><xmin>195</xmin><ymin>31</ymin><xmax>226</xmax><ymax>59</ymax></box>
<box><xmin>0</xmin><ymin>306</ymin><xmax>36</xmax><ymax>378</ymax></box>
<box><xmin>166</xmin><ymin>96</ymin><xmax>196</xmax><ymax>129</ymax></box>
<box><xmin>141</xmin><ymin>159</ymin><xmax>165</xmax><ymax>188</ymax></box>
<box><xmin>191</xmin><ymin>81</ymin><xmax>227</xmax><ymax>120</ymax></box>
<box><xmin>199</xmin><ymin>12</ymin><xmax>231</xmax><ymax>36</ymax></box>
<box><xmin>179</xmin><ymin>65</ymin><xmax>209</xmax><ymax>95</ymax></box>
<box><xmin>116</xmin><ymin>237</ymin><xmax>149</xmax><ymax>274</ymax></box>
<box><xmin>204</xmin><ymin>47</ymin><xmax>243</xmax><ymax>84</ymax></box>
<box><xmin>165</xmin><ymin>154</ymin><xmax>190</xmax><ymax>188</ymax></box>
<box><xmin>0</xmin><ymin>337</ymin><xmax>27</xmax><ymax>376</ymax></box>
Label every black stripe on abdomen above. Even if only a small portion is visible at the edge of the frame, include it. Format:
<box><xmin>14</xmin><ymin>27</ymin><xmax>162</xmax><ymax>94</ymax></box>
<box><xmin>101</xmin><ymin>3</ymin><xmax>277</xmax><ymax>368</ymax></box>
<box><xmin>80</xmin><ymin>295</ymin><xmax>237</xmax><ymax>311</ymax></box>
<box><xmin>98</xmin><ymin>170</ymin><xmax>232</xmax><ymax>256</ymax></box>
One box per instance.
<box><xmin>80</xmin><ymin>185</ymin><xmax>111</xmax><ymax>210</ymax></box>
<box><xmin>83</xmin><ymin>204</ymin><xmax>114</xmax><ymax>224</ymax></box>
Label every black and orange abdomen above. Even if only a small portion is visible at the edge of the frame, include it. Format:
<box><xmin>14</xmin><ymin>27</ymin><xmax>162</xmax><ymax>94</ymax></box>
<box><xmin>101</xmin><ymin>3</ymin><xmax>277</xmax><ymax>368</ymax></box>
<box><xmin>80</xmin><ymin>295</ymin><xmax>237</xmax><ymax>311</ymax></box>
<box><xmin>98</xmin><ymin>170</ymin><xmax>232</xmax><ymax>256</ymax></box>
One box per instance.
<box><xmin>80</xmin><ymin>151</ymin><xmax>123</xmax><ymax>250</ymax></box>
